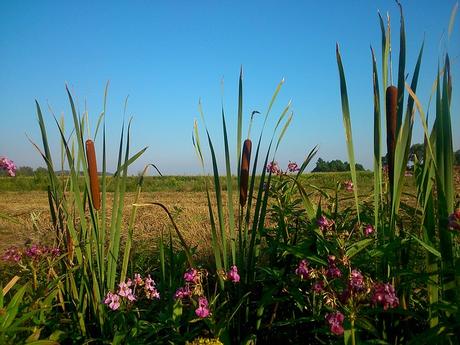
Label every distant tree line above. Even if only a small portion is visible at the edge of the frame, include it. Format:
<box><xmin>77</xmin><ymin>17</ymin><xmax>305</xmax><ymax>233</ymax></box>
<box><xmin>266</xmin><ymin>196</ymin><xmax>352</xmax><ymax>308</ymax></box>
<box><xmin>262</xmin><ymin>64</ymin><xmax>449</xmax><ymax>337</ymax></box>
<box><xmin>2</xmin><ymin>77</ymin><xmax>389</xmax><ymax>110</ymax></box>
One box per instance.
<box><xmin>311</xmin><ymin>145</ymin><xmax>460</xmax><ymax>173</ymax></box>
<box><xmin>0</xmin><ymin>167</ymin><xmax>112</xmax><ymax>177</ymax></box>
<box><xmin>381</xmin><ymin>144</ymin><xmax>460</xmax><ymax>167</ymax></box>
<box><xmin>12</xmin><ymin>166</ymin><xmax>48</xmax><ymax>176</ymax></box>
<box><xmin>3</xmin><ymin>146</ymin><xmax>460</xmax><ymax>177</ymax></box>
<box><xmin>312</xmin><ymin>158</ymin><xmax>366</xmax><ymax>173</ymax></box>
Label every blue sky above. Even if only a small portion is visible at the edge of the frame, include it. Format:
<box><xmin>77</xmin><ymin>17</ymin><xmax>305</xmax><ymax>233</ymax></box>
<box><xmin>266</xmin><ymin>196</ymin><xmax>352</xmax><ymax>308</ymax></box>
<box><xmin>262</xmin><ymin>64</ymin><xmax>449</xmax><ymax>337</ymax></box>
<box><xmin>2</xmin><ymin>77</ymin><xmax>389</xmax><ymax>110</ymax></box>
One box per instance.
<box><xmin>0</xmin><ymin>0</ymin><xmax>458</xmax><ymax>175</ymax></box>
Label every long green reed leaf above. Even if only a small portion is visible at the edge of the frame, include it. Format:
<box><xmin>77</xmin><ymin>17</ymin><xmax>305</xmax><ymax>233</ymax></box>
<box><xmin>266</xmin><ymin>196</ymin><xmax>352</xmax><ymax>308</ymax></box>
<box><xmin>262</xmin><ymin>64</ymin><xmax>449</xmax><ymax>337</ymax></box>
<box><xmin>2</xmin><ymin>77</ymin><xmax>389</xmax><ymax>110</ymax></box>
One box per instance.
<box><xmin>336</xmin><ymin>44</ymin><xmax>360</xmax><ymax>222</ymax></box>
<box><xmin>371</xmin><ymin>47</ymin><xmax>383</xmax><ymax>231</ymax></box>
<box><xmin>222</xmin><ymin>107</ymin><xmax>237</xmax><ymax>265</ymax></box>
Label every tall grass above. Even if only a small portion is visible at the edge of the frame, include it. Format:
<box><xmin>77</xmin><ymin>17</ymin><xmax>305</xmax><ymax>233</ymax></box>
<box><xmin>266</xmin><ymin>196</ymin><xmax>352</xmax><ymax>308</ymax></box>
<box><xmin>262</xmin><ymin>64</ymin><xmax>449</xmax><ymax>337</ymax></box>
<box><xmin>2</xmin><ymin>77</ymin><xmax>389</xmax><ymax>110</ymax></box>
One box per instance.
<box><xmin>337</xmin><ymin>2</ymin><xmax>458</xmax><ymax>341</ymax></box>
<box><xmin>33</xmin><ymin>84</ymin><xmax>148</xmax><ymax>338</ymax></box>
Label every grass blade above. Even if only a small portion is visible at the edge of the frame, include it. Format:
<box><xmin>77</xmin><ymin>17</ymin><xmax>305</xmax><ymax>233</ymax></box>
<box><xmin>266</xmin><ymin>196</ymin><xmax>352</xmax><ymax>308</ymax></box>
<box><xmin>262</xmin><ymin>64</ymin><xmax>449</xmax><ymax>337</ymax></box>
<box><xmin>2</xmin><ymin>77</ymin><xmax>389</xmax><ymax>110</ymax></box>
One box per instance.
<box><xmin>336</xmin><ymin>44</ymin><xmax>360</xmax><ymax>222</ymax></box>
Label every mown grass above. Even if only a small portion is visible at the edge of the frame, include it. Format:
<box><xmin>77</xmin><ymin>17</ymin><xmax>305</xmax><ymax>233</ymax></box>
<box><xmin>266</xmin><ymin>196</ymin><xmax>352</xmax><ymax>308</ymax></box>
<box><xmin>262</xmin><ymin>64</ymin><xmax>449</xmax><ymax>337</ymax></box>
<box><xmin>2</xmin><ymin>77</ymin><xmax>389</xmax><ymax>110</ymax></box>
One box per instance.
<box><xmin>0</xmin><ymin>171</ymin><xmax>428</xmax><ymax>259</ymax></box>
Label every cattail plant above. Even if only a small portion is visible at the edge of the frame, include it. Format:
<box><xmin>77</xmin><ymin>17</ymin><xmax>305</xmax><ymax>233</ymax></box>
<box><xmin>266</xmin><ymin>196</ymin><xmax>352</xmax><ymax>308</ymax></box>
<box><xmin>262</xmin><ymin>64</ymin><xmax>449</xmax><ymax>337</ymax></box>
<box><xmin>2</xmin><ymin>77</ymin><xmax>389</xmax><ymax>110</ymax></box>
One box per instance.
<box><xmin>85</xmin><ymin>139</ymin><xmax>101</xmax><ymax>210</ymax></box>
<box><xmin>34</xmin><ymin>84</ymin><xmax>148</xmax><ymax>338</ymax></box>
<box><xmin>239</xmin><ymin>139</ymin><xmax>252</xmax><ymax>207</ymax></box>
<box><xmin>385</xmin><ymin>85</ymin><xmax>398</xmax><ymax>198</ymax></box>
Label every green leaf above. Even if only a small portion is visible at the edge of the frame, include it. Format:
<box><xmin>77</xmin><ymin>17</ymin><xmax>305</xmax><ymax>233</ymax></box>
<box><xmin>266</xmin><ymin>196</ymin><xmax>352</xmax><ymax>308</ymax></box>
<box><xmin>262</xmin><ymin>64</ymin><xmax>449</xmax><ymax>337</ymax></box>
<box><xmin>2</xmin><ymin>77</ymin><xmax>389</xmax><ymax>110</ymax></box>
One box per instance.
<box><xmin>411</xmin><ymin>235</ymin><xmax>441</xmax><ymax>258</ymax></box>
<box><xmin>346</xmin><ymin>238</ymin><xmax>374</xmax><ymax>259</ymax></box>
<box><xmin>336</xmin><ymin>44</ymin><xmax>360</xmax><ymax>221</ymax></box>
<box><xmin>1</xmin><ymin>283</ymin><xmax>29</xmax><ymax>330</ymax></box>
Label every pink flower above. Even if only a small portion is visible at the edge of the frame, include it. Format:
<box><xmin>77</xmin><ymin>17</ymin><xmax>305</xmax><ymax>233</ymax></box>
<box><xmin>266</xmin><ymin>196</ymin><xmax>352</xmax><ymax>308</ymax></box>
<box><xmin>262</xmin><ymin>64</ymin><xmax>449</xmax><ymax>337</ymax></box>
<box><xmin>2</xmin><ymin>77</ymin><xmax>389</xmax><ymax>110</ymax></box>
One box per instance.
<box><xmin>126</xmin><ymin>291</ymin><xmax>137</xmax><ymax>301</ymax></box>
<box><xmin>184</xmin><ymin>268</ymin><xmax>199</xmax><ymax>283</ymax></box>
<box><xmin>327</xmin><ymin>265</ymin><xmax>342</xmax><ymax>279</ymax></box>
<box><xmin>364</xmin><ymin>224</ymin><xmax>374</xmax><ymax>237</ymax></box>
<box><xmin>327</xmin><ymin>256</ymin><xmax>341</xmax><ymax>278</ymax></box>
<box><xmin>448</xmin><ymin>209</ymin><xmax>460</xmax><ymax>231</ymax></box>
<box><xmin>144</xmin><ymin>274</ymin><xmax>160</xmax><ymax>299</ymax></box>
<box><xmin>195</xmin><ymin>296</ymin><xmax>210</xmax><ymax>318</ymax></box>
<box><xmin>25</xmin><ymin>244</ymin><xmax>44</xmax><ymax>260</ymax></box>
<box><xmin>343</xmin><ymin>180</ymin><xmax>353</xmax><ymax>192</ymax></box>
<box><xmin>2</xmin><ymin>246</ymin><xmax>22</xmax><ymax>263</ymax></box>
<box><xmin>227</xmin><ymin>265</ymin><xmax>240</xmax><ymax>283</ymax></box>
<box><xmin>312</xmin><ymin>281</ymin><xmax>324</xmax><ymax>293</ymax></box>
<box><xmin>104</xmin><ymin>292</ymin><xmax>120</xmax><ymax>311</ymax></box>
<box><xmin>327</xmin><ymin>255</ymin><xmax>336</xmax><ymax>265</ymax></box>
<box><xmin>47</xmin><ymin>247</ymin><xmax>61</xmax><ymax>257</ymax></box>
<box><xmin>0</xmin><ymin>157</ymin><xmax>17</xmax><ymax>177</ymax></box>
<box><xmin>118</xmin><ymin>281</ymin><xmax>133</xmax><ymax>298</ymax></box>
<box><xmin>372</xmin><ymin>282</ymin><xmax>399</xmax><ymax>310</ymax></box>
<box><xmin>174</xmin><ymin>285</ymin><xmax>191</xmax><ymax>300</ymax></box>
<box><xmin>349</xmin><ymin>269</ymin><xmax>365</xmax><ymax>292</ymax></box>
<box><xmin>295</xmin><ymin>259</ymin><xmax>310</xmax><ymax>279</ymax></box>
<box><xmin>287</xmin><ymin>161</ymin><xmax>300</xmax><ymax>173</ymax></box>
<box><xmin>317</xmin><ymin>215</ymin><xmax>333</xmax><ymax>232</ymax></box>
<box><xmin>134</xmin><ymin>273</ymin><xmax>143</xmax><ymax>286</ymax></box>
<box><xmin>266</xmin><ymin>161</ymin><xmax>281</xmax><ymax>175</ymax></box>
<box><xmin>326</xmin><ymin>311</ymin><xmax>345</xmax><ymax>336</ymax></box>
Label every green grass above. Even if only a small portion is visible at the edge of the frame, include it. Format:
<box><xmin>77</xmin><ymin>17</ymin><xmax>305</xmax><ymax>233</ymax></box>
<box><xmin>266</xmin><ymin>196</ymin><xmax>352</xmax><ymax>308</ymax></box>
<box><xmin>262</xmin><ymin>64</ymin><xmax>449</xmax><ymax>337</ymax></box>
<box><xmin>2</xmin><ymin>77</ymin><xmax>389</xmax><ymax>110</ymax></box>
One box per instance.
<box><xmin>0</xmin><ymin>171</ymin><xmax>379</xmax><ymax>193</ymax></box>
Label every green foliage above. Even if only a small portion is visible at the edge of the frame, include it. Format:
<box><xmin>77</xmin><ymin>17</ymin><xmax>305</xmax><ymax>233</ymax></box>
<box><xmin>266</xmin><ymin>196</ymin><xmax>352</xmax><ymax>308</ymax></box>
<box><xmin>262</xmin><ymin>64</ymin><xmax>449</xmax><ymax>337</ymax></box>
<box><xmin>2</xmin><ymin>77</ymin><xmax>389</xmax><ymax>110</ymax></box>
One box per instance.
<box><xmin>1</xmin><ymin>2</ymin><xmax>458</xmax><ymax>344</ymax></box>
<box><xmin>409</xmin><ymin>143</ymin><xmax>425</xmax><ymax>163</ymax></box>
<box><xmin>312</xmin><ymin>157</ymin><xmax>365</xmax><ymax>173</ymax></box>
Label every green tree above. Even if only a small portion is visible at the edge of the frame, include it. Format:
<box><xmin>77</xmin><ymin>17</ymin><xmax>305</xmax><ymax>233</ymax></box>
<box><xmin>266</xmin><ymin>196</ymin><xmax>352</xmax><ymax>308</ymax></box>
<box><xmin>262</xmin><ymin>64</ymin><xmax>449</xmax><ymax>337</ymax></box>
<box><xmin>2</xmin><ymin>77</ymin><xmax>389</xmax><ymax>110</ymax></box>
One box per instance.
<box><xmin>312</xmin><ymin>158</ymin><xmax>365</xmax><ymax>172</ymax></box>
<box><xmin>34</xmin><ymin>167</ymin><xmax>48</xmax><ymax>177</ymax></box>
<box><xmin>409</xmin><ymin>143</ymin><xmax>425</xmax><ymax>163</ymax></box>
<box><xmin>16</xmin><ymin>166</ymin><xmax>34</xmax><ymax>176</ymax></box>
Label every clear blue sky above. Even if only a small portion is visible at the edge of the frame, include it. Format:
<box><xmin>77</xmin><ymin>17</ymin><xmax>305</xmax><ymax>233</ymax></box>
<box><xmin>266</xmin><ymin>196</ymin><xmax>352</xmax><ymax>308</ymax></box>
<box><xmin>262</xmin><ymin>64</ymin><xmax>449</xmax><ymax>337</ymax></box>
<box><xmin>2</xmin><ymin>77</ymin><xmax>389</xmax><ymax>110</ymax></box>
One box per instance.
<box><xmin>1</xmin><ymin>0</ymin><xmax>458</xmax><ymax>175</ymax></box>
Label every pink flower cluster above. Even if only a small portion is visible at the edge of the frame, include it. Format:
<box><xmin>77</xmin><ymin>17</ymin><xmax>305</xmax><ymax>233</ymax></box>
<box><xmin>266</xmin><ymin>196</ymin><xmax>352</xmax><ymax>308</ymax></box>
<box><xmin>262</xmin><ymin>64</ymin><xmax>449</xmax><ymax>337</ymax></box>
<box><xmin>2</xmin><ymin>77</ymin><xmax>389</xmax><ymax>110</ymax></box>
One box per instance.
<box><xmin>287</xmin><ymin>161</ymin><xmax>300</xmax><ymax>173</ymax></box>
<box><xmin>343</xmin><ymin>180</ymin><xmax>353</xmax><ymax>192</ymax></box>
<box><xmin>174</xmin><ymin>267</ymin><xmax>212</xmax><ymax>319</ymax></box>
<box><xmin>317</xmin><ymin>215</ymin><xmax>334</xmax><ymax>232</ymax></box>
<box><xmin>145</xmin><ymin>274</ymin><xmax>161</xmax><ymax>299</ymax></box>
<box><xmin>363</xmin><ymin>224</ymin><xmax>374</xmax><ymax>237</ymax></box>
<box><xmin>294</xmin><ymin>255</ymin><xmax>400</xmax><ymax>336</ymax></box>
<box><xmin>325</xmin><ymin>311</ymin><xmax>344</xmax><ymax>335</ymax></box>
<box><xmin>25</xmin><ymin>244</ymin><xmax>60</xmax><ymax>260</ymax></box>
<box><xmin>266</xmin><ymin>161</ymin><xmax>300</xmax><ymax>175</ymax></box>
<box><xmin>175</xmin><ymin>268</ymin><xmax>200</xmax><ymax>300</ymax></box>
<box><xmin>371</xmin><ymin>282</ymin><xmax>399</xmax><ymax>310</ymax></box>
<box><xmin>2</xmin><ymin>247</ymin><xmax>22</xmax><ymax>263</ymax></box>
<box><xmin>227</xmin><ymin>265</ymin><xmax>240</xmax><ymax>283</ymax></box>
<box><xmin>104</xmin><ymin>274</ymin><xmax>160</xmax><ymax>311</ymax></box>
<box><xmin>174</xmin><ymin>285</ymin><xmax>192</xmax><ymax>299</ymax></box>
<box><xmin>266</xmin><ymin>161</ymin><xmax>281</xmax><ymax>175</ymax></box>
<box><xmin>0</xmin><ymin>157</ymin><xmax>17</xmax><ymax>177</ymax></box>
<box><xmin>448</xmin><ymin>209</ymin><xmax>460</xmax><ymax>231</ymax></box>
<box><xmin>295</xmin><ymin>259</ymin><xmax>310</xmax><ymax>280</ymax></box>
<box><xmin>104</xmin><ymin>292</ymin><xmax>120</xmax><ymax>310</ymax></box>
<box><xmin>349</xmin><ymin>269</ymin><xmax>365</xmax><ymax>292</ymax></box>
<box><xmin>184</xmin><ymin>268</ymin><xmax>199</xmax><ymax>283</ymax></box>
<box><xmin>312</xmin><ymin>280</ymin><xmax>324</xmax><ymax>292</ymax></box>
<box><xmin>195</xmin><ymin>296</ymin><xmax>210</xmax><ymax>318</ymax></box>
<box><xmin>2</xmin><ymin>244</ymin><xmax>60</xmax><ymax>263</ymax></box>
<box><xmin>327</xmin><ymin>255</ymin><xmax>342</xmax><ymax>279</ymax></box>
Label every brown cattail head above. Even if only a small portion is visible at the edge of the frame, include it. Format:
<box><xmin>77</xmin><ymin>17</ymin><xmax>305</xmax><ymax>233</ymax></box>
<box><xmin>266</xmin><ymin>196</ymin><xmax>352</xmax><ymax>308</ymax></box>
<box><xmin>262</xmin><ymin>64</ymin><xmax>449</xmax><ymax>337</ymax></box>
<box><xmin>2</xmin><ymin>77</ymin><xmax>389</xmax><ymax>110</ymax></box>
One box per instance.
<box><xmin>85</xmin><ymin>139</ymin><xmax>101</xmax><ymax>210</ymax></box>
<box><xmin>386</xmin><ymin>86</ymin><xmax>398</xmax><ymax>195</ymax></box>
<box><xmin>239</xmin><ymin>139</ymin><xmax>252</xmax><ymax>207</ymax></box>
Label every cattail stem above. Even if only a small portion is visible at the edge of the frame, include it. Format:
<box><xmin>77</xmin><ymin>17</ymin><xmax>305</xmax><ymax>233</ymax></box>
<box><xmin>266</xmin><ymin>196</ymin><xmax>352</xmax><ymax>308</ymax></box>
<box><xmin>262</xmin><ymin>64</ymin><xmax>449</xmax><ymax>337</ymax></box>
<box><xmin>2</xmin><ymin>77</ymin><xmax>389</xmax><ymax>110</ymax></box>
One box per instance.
<box><xmin>86</xmin><ymin>139</ymin><xmax>101</xmax><ymax>210</ymax></box>
<box><xmin>386</xmin><ymin>86</ymin><xmax>398</xmax><ymax>198</ymax></box>
<box><xmin>239</xmin><ymin>139</ymin><xmax>252</xmax><ymax>207</ymax></box>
